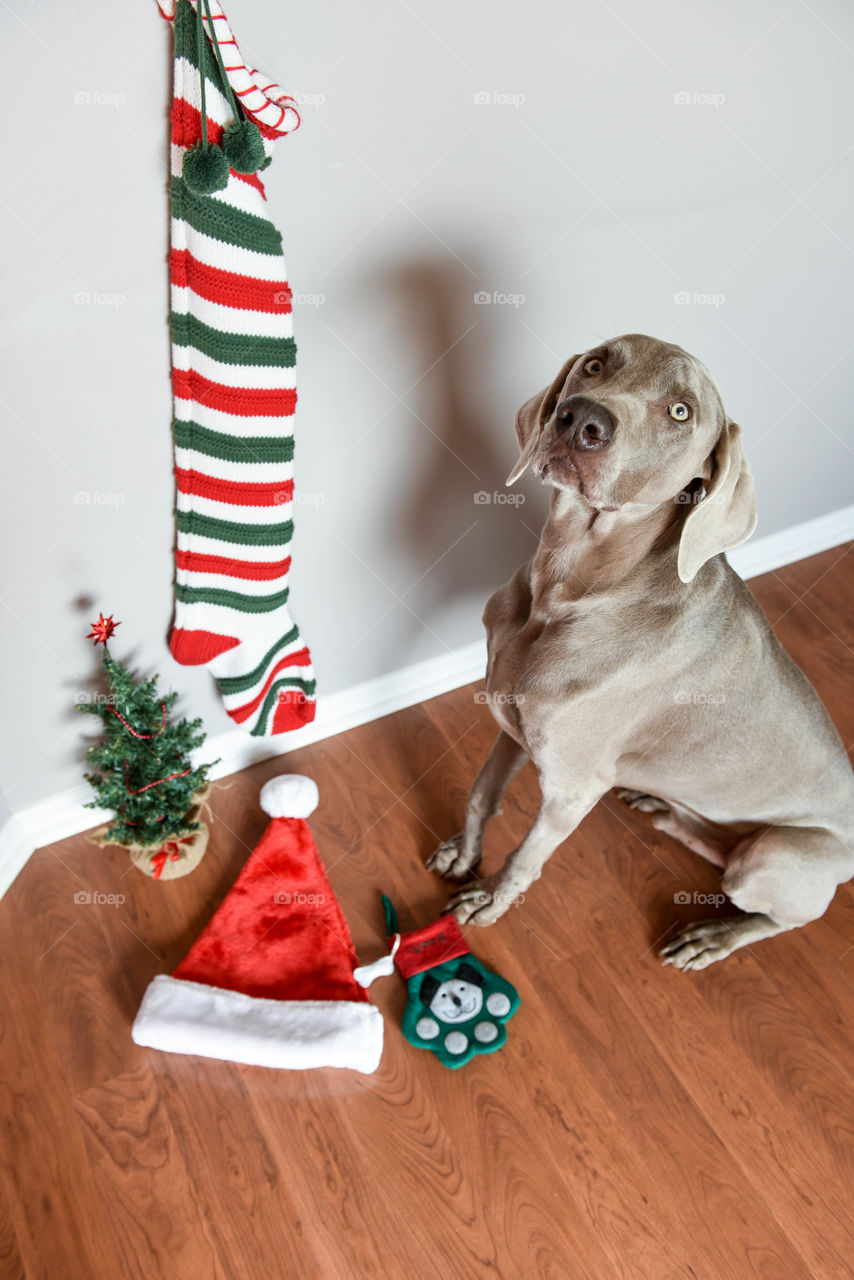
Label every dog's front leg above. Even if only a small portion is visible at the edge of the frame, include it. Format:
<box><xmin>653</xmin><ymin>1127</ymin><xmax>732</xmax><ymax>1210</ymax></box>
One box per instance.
<box><xmin>445</xmin><ymin>790</ymin><xmax>599</xmax><ymax>925</ymax></box>
<box><xmin>427</xmin><ymin>731</ymin><xmax>528</xmax><ymax>880</ymax></box>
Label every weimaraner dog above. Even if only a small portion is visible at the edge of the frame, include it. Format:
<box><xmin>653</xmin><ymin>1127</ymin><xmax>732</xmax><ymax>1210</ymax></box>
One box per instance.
<box><xmin>427</xmin><ymin>333</ymin><xmax>854</xmax><ymax>969</ymax></box>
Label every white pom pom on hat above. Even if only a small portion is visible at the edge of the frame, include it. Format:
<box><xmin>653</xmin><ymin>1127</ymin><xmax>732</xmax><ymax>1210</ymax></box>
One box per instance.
<box><xmin>260</xmin><ymin>774</ymin><xmax>319</xmax><ymax>819</ymax></box>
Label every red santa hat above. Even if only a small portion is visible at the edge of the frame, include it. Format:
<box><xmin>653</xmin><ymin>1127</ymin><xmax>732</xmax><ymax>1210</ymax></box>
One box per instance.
<box><xmin>132</xmin><ymin>775</ymin><xmax>383</xmax><ymax>1073</ymax></box>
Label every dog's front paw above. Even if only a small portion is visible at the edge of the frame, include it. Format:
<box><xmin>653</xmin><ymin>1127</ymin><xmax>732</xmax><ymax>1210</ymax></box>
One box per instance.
<box><xmin>660</xmin><ymin>918</ymin><xmax>741</xmax><ymax>971</ymax></box>
<box><xmin>426</xmin><ymin>834</ymin><xmax>480</xmax><ymax>881</ymax></box>
<box><xmin>442</xmin><ymin>875</ymin><xmax>521</xmax><ymax>926</ymax></box>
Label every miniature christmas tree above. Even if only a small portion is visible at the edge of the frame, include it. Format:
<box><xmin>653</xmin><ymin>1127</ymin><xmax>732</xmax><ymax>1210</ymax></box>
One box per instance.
<box><xmin>78</xmin><ymin>614</ymin><xmax>218</xmax><ymax>879</ymax></box>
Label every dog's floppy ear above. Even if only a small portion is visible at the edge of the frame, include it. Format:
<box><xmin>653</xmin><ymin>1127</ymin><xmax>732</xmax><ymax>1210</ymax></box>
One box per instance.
<box><xmin>506</xmin><ymin>355</ymin><xmax>579</xmax><ymax>485</ymax></box>
<box><xmin>677</xmin><ymin>422</ymin><xmax>757</xmax><ymax>583</ymax></box>
<box><xmin>455</xmin><ymin>962</ymin><xmax>484</xmax><ymax>987</ymax></box>
<box><xmin>420</xmin><ymin>974</ymin><xmax>440</xmax><ymax>1006</ymax></box>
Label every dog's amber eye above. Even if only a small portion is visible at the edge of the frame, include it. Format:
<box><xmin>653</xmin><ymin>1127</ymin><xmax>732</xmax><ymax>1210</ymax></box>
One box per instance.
<box><xmin>584</xmin><ymin>358</ymin><xmax>603</xmax><ymax>375</ymax></box>
<box><xmin>668</xmin><ymin>402</ymin><xmax>691</xmax><ymax>422</ymax></box>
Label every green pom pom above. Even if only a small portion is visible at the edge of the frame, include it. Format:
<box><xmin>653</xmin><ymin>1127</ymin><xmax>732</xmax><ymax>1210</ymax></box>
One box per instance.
<box><xmin>223</xmin><ymin>119</ymin><xmax>267</xmax><ymax>174</ymax></box>
<box><xmin>182</xmin><ymin>143</ymin><xmax>229</xmax><ymax>195</ymax></box>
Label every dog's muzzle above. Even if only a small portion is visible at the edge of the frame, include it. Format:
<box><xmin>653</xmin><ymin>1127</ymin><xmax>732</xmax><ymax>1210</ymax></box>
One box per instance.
<box><xmin>554</xmin><ymin>395</ymin><xmax>616</xmax><ymax>450</ymax></box>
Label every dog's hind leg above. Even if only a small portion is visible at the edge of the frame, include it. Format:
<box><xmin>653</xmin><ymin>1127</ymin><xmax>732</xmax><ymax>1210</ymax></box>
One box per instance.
<box><xmin>615</xmin><ymin>789</ymin><xmax>731</xmax><ymax>867</ymax></box>
<box><xmin>660</xmin><ymin>913</ymin><xmax>786</xmax><ymax>970</ymax></box>
<box><xmin>661</xmin><ymin>825</ymin><xmax>853</xmax><ymax>970</ymax></box>
<box><xmin>649</xmin><ymin>809</ymin><xmax>730</xmax><ymax>868</ymax></box>
<box><xmin>427</xmin><ymin>731</ymin><xmax>528</xmax><ymax>881</ymax></box>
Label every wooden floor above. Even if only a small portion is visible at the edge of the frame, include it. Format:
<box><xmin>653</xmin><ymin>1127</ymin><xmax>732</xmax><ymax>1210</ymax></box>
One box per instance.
<box><xmin>2</xmin><ymin>545</ymin><xmax>853</xmax><ymax>1280</ymax></box>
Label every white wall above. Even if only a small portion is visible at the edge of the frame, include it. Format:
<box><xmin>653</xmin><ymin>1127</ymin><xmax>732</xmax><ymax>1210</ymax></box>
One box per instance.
<box><xmin>2</xmin><ymin>0</ymin><xmax>853</xmax><ymax>810</ymax></box>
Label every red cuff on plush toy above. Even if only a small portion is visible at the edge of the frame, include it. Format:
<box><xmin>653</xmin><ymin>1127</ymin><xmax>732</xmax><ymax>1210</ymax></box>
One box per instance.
<box><xmin>391</xmin><ymin>916</ymin><xmax>470</xmax><ymax>980</ymax></box>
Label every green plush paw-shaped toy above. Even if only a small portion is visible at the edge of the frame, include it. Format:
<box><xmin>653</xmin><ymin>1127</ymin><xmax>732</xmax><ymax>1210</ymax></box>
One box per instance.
<box><xmin>404</xmin><ymin>952</ymin><xmax>518</xmax><ymax>1068</ymax></box>
<box><xmin>355</xmin><ymin>895</ymin><xmax>520</xmax><ymax>1069</ymax></box>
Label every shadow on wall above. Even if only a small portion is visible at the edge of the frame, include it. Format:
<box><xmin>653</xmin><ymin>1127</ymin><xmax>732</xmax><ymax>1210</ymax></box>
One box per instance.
<box><xmin>374</xmin><ymin>254</ymin><xmax>544</xmax><ymax>669</ymax></box>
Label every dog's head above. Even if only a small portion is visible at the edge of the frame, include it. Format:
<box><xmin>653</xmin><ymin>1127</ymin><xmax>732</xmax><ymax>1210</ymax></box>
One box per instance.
<box><xmin>509</xmin><ymin>333</ymin><xmax>757</xmax><ymax>581</ymax></box>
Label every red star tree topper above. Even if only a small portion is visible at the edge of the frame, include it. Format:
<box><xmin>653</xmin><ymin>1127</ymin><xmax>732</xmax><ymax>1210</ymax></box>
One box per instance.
<box><xmin>86</xmin><ymin>613</ymin><xmax>120</xmax><ymax>647</ymax></box>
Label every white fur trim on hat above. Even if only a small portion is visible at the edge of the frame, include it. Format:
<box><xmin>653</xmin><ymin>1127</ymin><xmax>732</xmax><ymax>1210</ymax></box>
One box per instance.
<box><xmin>260</xmin><ymin>774</ymin><xmax>319</xmax><ymax>819</ymax></box>
<box><xmin>132</xmin><ymin>975</ymin><xmax>383</xmax><ymax>1073</ymax></box>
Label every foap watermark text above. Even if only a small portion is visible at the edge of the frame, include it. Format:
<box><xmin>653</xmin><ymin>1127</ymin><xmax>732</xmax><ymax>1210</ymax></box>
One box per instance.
<box><xmin>474</xmin><ymin>290</ymin><xmax>525</xmax><ymax>307</ymax></box>
<box><xmin>474</xmin><ymin>490</ymin><xmax>525</xmax><ymax>506</ymax></box>
<box><xmin>674</xmin><ymin>890</ymin><xmax>726</xmax><ymax>908</ymax></box>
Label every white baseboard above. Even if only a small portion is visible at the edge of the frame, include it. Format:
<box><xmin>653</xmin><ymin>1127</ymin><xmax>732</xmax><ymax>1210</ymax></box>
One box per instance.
<box><xmin>0</xmin><ymin>814</ymin><xmax>36</xmax><ymax>901</ymax></box>
<box><xmin>2</xmin><ymin>502</ymin><xmax>853</xmax><ymax>899</ymax></box>
<box><xmin>728</xmin><ymin>504</ymin><xmax>854</xmax><ymax>579</ymax></box>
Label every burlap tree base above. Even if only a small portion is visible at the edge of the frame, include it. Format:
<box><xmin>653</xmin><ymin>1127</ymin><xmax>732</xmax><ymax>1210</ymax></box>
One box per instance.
<box><xmin>90</xmin><ymin>787</ymin><xmax>211</xmax><ymax>881</ymax></box>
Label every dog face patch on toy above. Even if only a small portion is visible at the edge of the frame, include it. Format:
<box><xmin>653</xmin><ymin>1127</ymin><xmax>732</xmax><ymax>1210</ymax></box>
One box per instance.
<box><xmin>421</xmin><ymin>965</ymin><xmax>484</xmax><ymax>1022</ymax></box>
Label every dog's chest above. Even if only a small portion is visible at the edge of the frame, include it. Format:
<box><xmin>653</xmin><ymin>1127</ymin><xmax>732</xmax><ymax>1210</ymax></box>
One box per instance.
<box><xmin>482</xmin><ymin>570</ymin><xmax>641</xmax><ymax>740</ymax></box>
<box><xmin>482</xmin><ymin>576</ymin><xmax>583</xmax><ymax>736</ymax></box>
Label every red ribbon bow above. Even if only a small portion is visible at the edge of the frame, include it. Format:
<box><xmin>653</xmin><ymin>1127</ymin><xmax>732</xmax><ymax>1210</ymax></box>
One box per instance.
<box><xmin>149</xmin><ymin>835</ymin><xmax>195</xmax><ymax>879</ymax></box>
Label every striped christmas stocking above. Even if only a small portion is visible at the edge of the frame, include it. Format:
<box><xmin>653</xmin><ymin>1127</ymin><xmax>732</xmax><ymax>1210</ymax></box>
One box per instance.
<box><xmin>163</xmin><ymin>0</ymin><xmax>316</xmax><ymax>736</ymax></box>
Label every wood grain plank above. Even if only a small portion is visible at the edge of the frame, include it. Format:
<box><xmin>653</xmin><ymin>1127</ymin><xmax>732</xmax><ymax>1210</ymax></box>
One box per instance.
<box><xmin>73</xmin><ymin>1063</ymin><xmax>226</xmax><ymax>1280</ymax></box>
<box><xmin>578</xmin><ymin>880</ymin><xmax>854</xmax><ymax>1276</ymax></box>
<box><xmin>0</xmin><ymin>897</ymin><xmax>121</xmax><ymax>1280</ymax></box>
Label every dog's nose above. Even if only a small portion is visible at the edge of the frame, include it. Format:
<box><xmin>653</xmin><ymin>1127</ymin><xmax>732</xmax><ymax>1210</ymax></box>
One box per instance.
<box><xmin>554</xmin><ymin>395</ymin><xmax>616</xmax><ymax>450</ymax></box>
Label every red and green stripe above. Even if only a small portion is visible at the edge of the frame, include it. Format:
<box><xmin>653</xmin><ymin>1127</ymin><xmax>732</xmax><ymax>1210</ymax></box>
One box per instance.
<box><xmin>169</xmin><ymin>0</ymin><xmax>315</xmax><ymax>737</ymax></box>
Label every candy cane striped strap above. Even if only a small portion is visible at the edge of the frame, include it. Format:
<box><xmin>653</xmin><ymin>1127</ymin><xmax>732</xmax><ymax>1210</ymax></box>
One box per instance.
<box><xmin>156</xmin><ymin>0</ymin><xmax>301</xmax><ymax>137</ymax></box>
